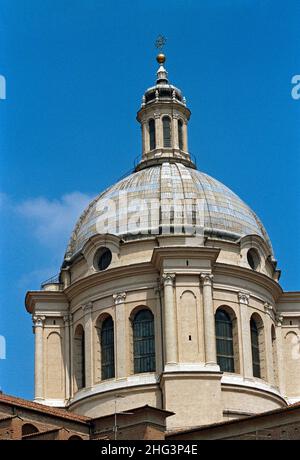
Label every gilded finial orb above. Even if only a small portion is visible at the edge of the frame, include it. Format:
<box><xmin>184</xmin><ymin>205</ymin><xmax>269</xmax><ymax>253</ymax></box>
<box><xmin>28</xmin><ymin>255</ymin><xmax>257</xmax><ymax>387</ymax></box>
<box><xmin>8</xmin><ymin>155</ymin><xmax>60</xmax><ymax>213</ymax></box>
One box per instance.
<box><xmin>156</xmin><ymin>53</ymin><xmax>166</xmax><ymax>64</ymax></box>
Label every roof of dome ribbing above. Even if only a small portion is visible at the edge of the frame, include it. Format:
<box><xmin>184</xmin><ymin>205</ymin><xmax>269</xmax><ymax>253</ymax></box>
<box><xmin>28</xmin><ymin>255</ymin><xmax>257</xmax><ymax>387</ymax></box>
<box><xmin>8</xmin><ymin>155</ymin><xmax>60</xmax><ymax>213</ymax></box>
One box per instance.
<box><xmin>64</xmin><ymin>52</ymin><xmax>273</xmax><ymax>261</ymax></box>
<box><xmin>64</xmin><ymin>162</ymin><xmax>273</xmax><ymax>260</ymax></box>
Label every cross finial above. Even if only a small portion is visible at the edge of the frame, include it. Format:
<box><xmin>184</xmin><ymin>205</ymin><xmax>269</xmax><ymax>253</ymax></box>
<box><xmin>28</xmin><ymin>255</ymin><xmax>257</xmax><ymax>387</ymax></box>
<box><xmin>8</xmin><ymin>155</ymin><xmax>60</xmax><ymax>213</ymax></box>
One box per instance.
<box><xmin>155</xmin><ymin>35</ymin><xmax>167</xmax><ymax>51</ymax></box>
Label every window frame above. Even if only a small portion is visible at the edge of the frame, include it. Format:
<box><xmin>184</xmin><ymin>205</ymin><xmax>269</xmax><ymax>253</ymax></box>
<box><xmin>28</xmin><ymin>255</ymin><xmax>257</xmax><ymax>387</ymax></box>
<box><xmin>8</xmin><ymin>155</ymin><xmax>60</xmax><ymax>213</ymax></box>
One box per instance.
<box><xmin>215</xmin><ymin>309</ymin><xmax>235</xmax><ymax>373</ymax></box>
<box><xmin>74</xmin><ymin>324</ymin><xmax>85</xmax><ymax>390</ymax></box>
<box><xmin>162</xmin><ymin>116</ymin><xmax>172</xmax><ymax>148</ymax></box>
<box><xmin>178</xmin><ymin>119</ymin><xmax>184</xmax><ymax>150</ymax></box>
<box><xmin>149</xmin><ymin>118</ymin><xmax>156</xmax><ymax>150</ymax></box>
<box><xmin>132</xmin><ymin>309</ymin><xmax>156</xmax><ymax>374</ymax></box>
<box><xmin>250</xmin><ymin>317</ymin><xmax>261</xmax><ymax>378</ymax></box>
<box><xmin>101</xmin><ymin>316</ymin><xmax>115</xmax><ymax>380</ymax></box>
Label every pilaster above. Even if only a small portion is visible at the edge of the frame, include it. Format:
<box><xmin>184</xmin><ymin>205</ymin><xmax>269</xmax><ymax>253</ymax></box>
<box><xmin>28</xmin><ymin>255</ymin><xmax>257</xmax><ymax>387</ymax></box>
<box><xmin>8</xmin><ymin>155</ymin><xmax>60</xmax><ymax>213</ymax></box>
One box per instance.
<box><xmin>238</xmin><ymin>291</ymin><xmax>253</xmax><ymax>379</ymax></box>
<box><xmin>162</xmin><ymin>273</ymin><xmax>177</xmax><ymax>366</ymax></box>
<box><xmin>33</xmin><ymin>315</ymin><xmax>45</xmax><ymax>401</ymax></box>
<box><xmin>82</xmin><ymin>302</ymin><xmax>93</xmax><ymax>388</ymax></box>
<box><xmin>113</xmin><ymin>292</ymin><xmax>127</xmax><ymax>379</ymax></box>
<box><xmin>200</xmin><ymin>273</ymin><xmax>218</xmax><ymax>369</ymax></box>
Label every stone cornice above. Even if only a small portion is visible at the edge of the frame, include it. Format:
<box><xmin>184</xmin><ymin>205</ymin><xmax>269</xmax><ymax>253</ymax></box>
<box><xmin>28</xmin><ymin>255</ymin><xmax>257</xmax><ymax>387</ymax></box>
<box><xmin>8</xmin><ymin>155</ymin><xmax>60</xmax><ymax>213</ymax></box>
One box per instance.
<box><xmin>25</xmin><ymin>291</ymin><xmax>68</xmax><ymax>314</ymax></box>
<box><xmin>64</xmin><ymin>262</ymin><xmax>156</xmax><ymax>301</ymax></box>
<box><xmin>151</xmin><ymin>247</ymin><xmax>220</xmax><ymax>271</ymax></box>
<box><xmin>214</xmin><ymin>263</ymin><xmax>283</xmax><ymax>300</ymax></box>
<box><xmin>221</xmin><ymin>380</ymin><xmax>286</xmax><ymax>405</ymax></box>
<box><xmin>278</xmin><ymin>291</ymin><xmax>300</xmax><ymax>303</ymax></box>
<box><xmin>137</xmin><ymin>101</ymin><xmax>191</xmax><ymax>122</ymax></box>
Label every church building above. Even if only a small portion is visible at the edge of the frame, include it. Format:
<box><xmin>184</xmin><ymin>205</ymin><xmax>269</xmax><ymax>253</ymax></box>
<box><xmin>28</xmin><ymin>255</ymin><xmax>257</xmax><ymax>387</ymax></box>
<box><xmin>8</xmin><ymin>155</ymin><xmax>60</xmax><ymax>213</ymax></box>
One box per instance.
<box><xmin>14</xmin><ymin>52</ymin><xmax>300</xmax><ymax>439</ymax></box>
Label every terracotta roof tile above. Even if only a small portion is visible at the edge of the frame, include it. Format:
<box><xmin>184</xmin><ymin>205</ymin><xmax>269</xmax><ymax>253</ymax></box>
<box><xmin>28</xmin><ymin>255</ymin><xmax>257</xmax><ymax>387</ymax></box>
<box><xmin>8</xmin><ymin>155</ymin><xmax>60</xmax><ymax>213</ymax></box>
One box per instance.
<box><xmin>0</xmin><ymin>393</ymin><xmax>90</xmax><ymax>424</ymax></box>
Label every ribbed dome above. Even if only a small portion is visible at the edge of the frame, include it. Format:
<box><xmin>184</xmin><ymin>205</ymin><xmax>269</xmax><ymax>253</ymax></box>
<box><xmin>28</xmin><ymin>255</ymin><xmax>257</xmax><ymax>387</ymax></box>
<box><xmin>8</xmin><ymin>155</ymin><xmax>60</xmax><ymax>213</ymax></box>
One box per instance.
<box><xmin>65</xmin><ymin>162</ymin><xmax>273</xmax><ymax>260</ymax></box>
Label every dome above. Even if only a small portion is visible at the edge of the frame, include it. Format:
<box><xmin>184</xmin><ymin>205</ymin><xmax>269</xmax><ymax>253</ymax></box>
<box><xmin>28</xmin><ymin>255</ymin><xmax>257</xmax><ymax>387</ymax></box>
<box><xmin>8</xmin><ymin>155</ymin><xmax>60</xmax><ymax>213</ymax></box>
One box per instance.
<box><xmin>65</xmin><ymin>162</ymin><xmax>273</xmax><ymax>260</ymax></box>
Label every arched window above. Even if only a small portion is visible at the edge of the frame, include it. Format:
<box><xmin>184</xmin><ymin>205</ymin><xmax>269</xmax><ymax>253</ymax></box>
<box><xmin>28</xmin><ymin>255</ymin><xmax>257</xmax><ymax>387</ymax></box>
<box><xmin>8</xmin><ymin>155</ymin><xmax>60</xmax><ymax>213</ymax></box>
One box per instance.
<box><xmin>178</xmin><ymin>119</ymin><xmax>183</xmax><ymax>150</ymax></box>
<box><xmin>250</xmin><ymin>317</ymin><xmax>261</xmax><ymax>378</ymax></box>
<box><xmin>101</xmin><ymin>316</ymin><xmax>115</xmax><ymax>380</ymax></box>
<box><xmin>149</xmin><ymin>119</ymin><xmax>156</xmax><ymax>150</ymax></box>
<box><xmin>133</xmin><ymin>309</ymin><xmax>155</xmax><ymax>373</ymax></box>
<box><xmin>271</xmin><ymin>325</ymin><xmax>278</xmax><ymax>386</ymax></box>
<box><xmin>215</xmin><ymin>309</ymin><xmax>235</xmax><ymax>372</ymax></box>
<box><xmin>74</xmin><ymin>325</ymin><xmax>85</xmax><ymax>390</ymax></box>
<box><xmin>22</xmin><ymin>424</ymin><xmax>39</xmax><ymax>437</ymax></box>
<box><xmin>162</xmin><ymin>116</ymin><xmax>171</xmax><ymax>147</ymax></box>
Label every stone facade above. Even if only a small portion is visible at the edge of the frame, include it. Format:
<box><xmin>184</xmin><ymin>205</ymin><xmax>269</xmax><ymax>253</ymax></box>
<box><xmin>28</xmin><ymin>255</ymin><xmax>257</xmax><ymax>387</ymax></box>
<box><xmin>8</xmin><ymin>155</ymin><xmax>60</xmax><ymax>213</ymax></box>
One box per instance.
<box><xmin>25</xmin><ymin>236</ymin><xmax>300</xmax><ymax>430</ymax></box>
<box><xmin>24</xmin><ymin>54</ymin><xmax>300</xmax><ymax>433</ymax></box>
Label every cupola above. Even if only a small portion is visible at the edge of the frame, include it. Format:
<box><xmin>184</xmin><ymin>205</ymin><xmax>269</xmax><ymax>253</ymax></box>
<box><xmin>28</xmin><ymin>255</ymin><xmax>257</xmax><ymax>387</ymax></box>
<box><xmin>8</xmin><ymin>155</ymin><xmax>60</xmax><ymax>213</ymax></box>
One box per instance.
<box><xmin>136</xmin><ymin>54</ymin><xmax>196</xmax><ymax>171</ymax></box>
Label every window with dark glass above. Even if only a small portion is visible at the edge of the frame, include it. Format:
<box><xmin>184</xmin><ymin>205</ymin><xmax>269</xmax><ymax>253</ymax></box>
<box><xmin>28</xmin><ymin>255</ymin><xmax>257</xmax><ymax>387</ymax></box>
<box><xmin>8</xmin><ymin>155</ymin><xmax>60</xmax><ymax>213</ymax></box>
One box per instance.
<box><xmin>215</xmin><ymin>309</ymin><xmax>235</xmax><ymax>372</ymax></box>
<box><xmin>95</xmin><ymin>247</ymin><xmax>112</xmax><ymax>271</ymax></box>
<box><xmin>251</xmin><ymin>318</ymin><xmax>261</xmax><ymax>378</ymax></box>
<box><xmin>101</xmin><ymin>317</ymin><xmax>115</xmax><ymax>380</ymax></box>
<box><xmin>149</xmin><ymin>119</ymin><xmax>156</xmax><ymax>150</ymax></box>
<box><xmin>133</xmin><ymin>309</ymin><xmax>155</xmax><ymax>373</ymax></box>
<box><xmin>74</xmin><ymin>325</ymin><xmax>85</xmax><ymax>390</ymax></box>
<box><xmin>162</xmin><ymin>116</ymin><xmax>171</xmax><ymax>147</ymax></box>
<box><xmin>178</xmin><ymin>119</ymin><xmax>183</xmax><ymax>150</ymax></box>
<box><xmin>247</xmin><ymin>248</ymin><xmax>260</xmax><ymax>270</ymax></box>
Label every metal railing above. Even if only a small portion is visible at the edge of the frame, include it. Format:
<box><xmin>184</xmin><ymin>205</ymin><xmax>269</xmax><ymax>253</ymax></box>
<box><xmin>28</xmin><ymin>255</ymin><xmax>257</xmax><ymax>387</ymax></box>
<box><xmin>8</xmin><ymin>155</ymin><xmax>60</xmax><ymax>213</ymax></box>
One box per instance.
<box><xmin>41</xmin><ymin>274</ymin><xmax>60</xmax><ymax>289</ymax></box>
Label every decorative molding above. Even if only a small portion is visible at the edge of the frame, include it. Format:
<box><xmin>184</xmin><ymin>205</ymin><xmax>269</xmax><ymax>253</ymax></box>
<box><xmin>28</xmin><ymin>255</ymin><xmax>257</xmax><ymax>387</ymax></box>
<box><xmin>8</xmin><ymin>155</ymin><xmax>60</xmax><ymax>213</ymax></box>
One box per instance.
<box><xmin>63</xmin><ymin>313</ymin><xmax>72</xmax><ymax>325</ymax></box>
<box><xmin>163</xmin><ymin>362</ymin><xmax>221</xmax><ymax>373</ymax></box>
<box><xmin>82</xmin><ymin>302</ymin><xmax>93</xmax><ymax>314</ymax></box>
<box><xmin>153</xmin><ymin>111</ymin><xmax>160</xmax><ymax>119</ymax></box>
<box><xmin>275</xmin><ymin>314</ymin><xmax>284</xmax><ymax>326</ymax></box>
<box><xmin>221</xmin><ymin>374</ymin><xmax>284</xmax><ymax>400</ymax></box>
<box><xmin>238</xmin><ymin>291</ymin><xmax>250</xmax><ymax>305</ymax></box>
<box><xmin>264</xmin><ymin>302</ymin><xmax>274</xmax><ymax>317</ymax></box>
<box><xmin>65</xmin><ymin>262</ymin><xmax>154</xmax><ymax>301</ymax></box>
<box><xmin>213</xmin><ymin>263</ymin><xmax>282</xmax><ymax>299</ymax></box>
<box><xmin>113</xmin><ymin>292</ymin><xmax>127</xmax><ymax>305</ymax></box>
<box><xmin>33</xmin><ymin>315</ymin><xmax>45</xmax><ymax>328</ymax></box>
<box><xmin>162</xmin><ymin>273</ymin><xmax>175</xmax><ymax>286</ymax></box>
<box><xmin>179</xmin><ymin>289</ymin><xmax>197</xmax><ymax>300</ymax></box>
<box><xmin>200</xmin><ymin>273</ymin><xmax>213</xmax><ymax>286</ymax></box>
<box><xmin>25</xmin><ymin>290</ymin><xmax>68</xmax><ymax>315</ymax></box>
<box><xmin>152</xmin><ymin>247</ymin><xmax>220</xmax><ymax>272</ymax></box>
<box><xmin>69</xmin><ymin>373</ymin><xmax>159</xmax><ymax>406</ymax></box>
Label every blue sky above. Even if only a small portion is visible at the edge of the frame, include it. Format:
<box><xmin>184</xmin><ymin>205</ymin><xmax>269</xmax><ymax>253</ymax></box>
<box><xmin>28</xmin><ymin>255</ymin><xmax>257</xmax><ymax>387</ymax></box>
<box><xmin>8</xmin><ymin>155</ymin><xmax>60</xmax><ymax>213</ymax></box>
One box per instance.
<box><xmin>0</xmin><ymin>0</ymin><xmax>299</xmax><ymax>399</ymax></box>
